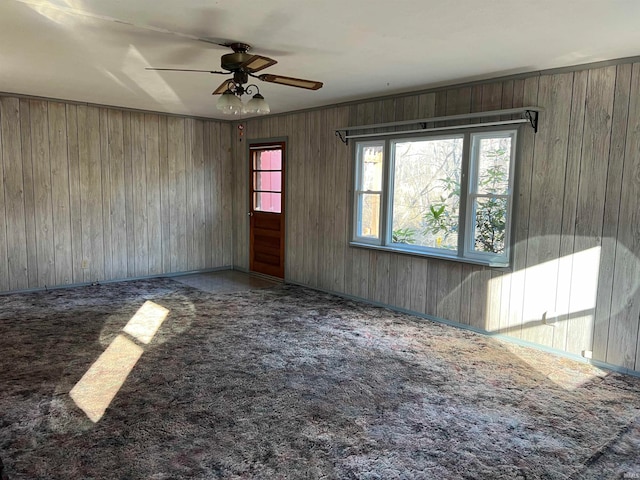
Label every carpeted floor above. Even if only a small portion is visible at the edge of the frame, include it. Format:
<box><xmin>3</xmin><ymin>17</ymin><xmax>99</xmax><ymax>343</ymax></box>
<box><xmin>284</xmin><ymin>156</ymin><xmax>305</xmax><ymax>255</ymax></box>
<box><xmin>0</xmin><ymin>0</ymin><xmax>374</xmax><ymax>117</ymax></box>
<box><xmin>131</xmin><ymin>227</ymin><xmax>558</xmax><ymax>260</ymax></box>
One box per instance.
<box><xmin>1</xmin><ymin>277</ymin><xmax>639</xmax><ymax>479</ymax></box>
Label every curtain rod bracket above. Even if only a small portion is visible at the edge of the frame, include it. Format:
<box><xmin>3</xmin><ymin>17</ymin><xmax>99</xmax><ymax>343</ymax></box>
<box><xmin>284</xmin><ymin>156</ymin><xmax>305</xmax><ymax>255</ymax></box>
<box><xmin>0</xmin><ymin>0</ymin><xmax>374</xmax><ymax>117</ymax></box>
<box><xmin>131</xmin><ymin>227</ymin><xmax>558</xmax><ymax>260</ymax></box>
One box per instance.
<box><xmin>524</xmin><ymin>110</ymin><xmax>539</xmax><ymax>133</ymax></box>
<box><xmin>336</xmin><ymin>130</ymin><xmax>348</xmax><ymax>145</ymax></box>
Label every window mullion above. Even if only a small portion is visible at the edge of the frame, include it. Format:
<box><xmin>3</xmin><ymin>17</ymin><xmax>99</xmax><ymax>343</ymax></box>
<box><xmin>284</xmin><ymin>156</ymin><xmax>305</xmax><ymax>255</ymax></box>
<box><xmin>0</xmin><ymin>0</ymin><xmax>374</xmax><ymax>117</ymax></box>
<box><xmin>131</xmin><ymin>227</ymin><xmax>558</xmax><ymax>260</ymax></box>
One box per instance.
<box><xmin>381</xmin><ymin>139</ymin><xmax>392</xmax><ymax>246</ymax></box>
<box><xmin>458</xmin><ymin>132</ymin><xmax>472</xmax><ymax>257</ymax></box>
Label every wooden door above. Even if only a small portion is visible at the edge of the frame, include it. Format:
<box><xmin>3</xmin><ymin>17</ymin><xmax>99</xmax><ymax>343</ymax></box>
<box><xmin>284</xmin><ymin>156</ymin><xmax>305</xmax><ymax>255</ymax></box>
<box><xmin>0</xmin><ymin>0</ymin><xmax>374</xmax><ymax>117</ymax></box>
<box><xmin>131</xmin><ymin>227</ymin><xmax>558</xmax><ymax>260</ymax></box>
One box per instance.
<box><xmin>249</xmin><ymin>142</ymin><xmax>285</xmax><ymax>278</ymax></box>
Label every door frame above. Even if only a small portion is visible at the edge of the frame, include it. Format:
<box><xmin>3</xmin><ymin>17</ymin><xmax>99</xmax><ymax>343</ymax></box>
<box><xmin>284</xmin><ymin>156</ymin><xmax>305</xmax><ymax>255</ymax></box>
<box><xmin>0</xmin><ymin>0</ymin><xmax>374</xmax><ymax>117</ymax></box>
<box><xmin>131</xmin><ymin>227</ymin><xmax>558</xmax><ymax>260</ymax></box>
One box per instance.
<box><xmin>247</xmin><ymin>137</ymin><xmax>288</xmax><ymax>278</ymax></box>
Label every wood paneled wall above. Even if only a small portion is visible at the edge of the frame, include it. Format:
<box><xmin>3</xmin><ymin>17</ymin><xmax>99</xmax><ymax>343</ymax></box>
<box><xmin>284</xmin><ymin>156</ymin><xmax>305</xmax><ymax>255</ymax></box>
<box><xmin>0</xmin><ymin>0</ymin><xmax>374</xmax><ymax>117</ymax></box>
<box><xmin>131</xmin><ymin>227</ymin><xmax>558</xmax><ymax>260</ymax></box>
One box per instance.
<box><xmin>234</xmin><ymin>60</ymin><xmax>640</xmax><ymax>372</ymax></box>
<box><xmin>0</xmin><ymin>96</ymin><xmax>233</xmax><ymax>291</ymax></box>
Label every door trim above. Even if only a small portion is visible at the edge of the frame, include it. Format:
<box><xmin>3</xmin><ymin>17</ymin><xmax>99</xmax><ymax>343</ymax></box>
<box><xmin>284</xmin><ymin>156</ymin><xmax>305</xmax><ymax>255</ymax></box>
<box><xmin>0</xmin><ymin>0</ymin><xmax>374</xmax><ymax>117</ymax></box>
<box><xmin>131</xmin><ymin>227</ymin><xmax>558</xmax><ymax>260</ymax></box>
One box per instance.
<box><xmin>248</xmin><ymin>139</ymin><xmax>287</xmax><ymax>278</ymax></box>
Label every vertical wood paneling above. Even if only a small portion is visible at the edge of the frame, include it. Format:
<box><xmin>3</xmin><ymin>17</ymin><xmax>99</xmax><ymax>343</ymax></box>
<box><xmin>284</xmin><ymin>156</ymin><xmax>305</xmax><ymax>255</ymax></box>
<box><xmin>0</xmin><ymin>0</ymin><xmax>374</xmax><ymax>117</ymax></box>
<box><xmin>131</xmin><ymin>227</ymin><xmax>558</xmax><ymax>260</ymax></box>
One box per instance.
<box><xmin>184</xmin><ymin>119</ymin><xmax>195</xmax><ymax>270</ymax></box>
<box><xmin>202</xmin><ymin>121</ymin><xmax>213</xmax><ymax>268</ymax></box>
<box><xmin>19</xmin><ymin>100</ymin><xmax>38</xmax><ymax>287</ymax></box>
<box><xmin>232</xmin><ymin>120</ymin><xmax>249</xmax><ymax>270</ymax></box>
<box><xmin>520</xmin><ymin>74</ymin><xmax>573</xmax><ymax>347</ymax></box>
<box><xmin>48</xmin><ymin>102</ymin><xmax>72</xmax><ymax>285</ymax></box>
<box><xmin>565</xmin><ymin>66</ymin><xmax>616</xmax><ymax>356</ymax></box>
<box><xmin>331</xmin><ymin>106</ymin><xmax>350</xmax><ymax>292</ymax></box>
<box><xmin>593</xmin><ymin>63</ymin><xmax>632</xmax><ymax>361</ymax></box>
<box><xmin>65</xmin><ymin>104</ymin><xmax>83</xmax><ymax>284</ymax></box>
<box><xmin>122</xmin><ymin>111</ymin><xmax>135</xmax><ymax>277</ymax></box>
<box><xmin>220</xmin><ymin>122</ymin><xmax>233</xmax><ymax>267</ymax></box>
<box><xmin>486</xmin><ymin>271</ymin><xmax>503</xmax><ymax>332</ymax></box>
<box><xmin>552</xmin><ymin>70</ymin><xmax>588</xmax><ymax>352</ymax></box>
<box><xmin>167</xmin><ymin>117</ymin><xmax>186</xmax><ymax>272</ymax></box>
<box><xmin>192</xmin><ymin>119</ymin><xmax>206</xmax><ymax>270</ymax></box>
<box><xmin>287</xmin><ymin>112</ymin><xmax>305</xmax><ymax>282</ymax></box>
<box><xmin>0</xmin><ymin>100</ymin><xmax>8</xmax><ymax>291</ymax></box>
<box><xmin>30</xmin><ymin>100</ymin><xmax>56</xmax><ymax>287</ymax></box>
<box><xmin>1</xmin><ymin>98</ymin><xmax>28</xmax><ymax>289</ymax></box>
<box><xmin>469</xmin><ymin>266</ymin><xmax>489</xmax><ymax>330</ymax></box>
<box><xmin>410</xmin><ymin>257</ymin><xmax>428</xmax><ymax>313</ymax></box>
<box><xmin>320</xmin><ymin>107</ymin><xmax>337</xmax><ymax>291</ymax></box>
<box><xmin>99</xmin><ymin>108</ymin><xmax>112</xmax><ymax>280</ymax></box>
<box><xmin>609</xmin><ymin>63</ymin><xmax>640</xmax><ymax>369</ymax></box>
<box><xmin>158</xmin><ymin>115</ymin><xmax>171</xmax><ymax>273</ymax></box>
<box><xmin>212</xmin><ymin>121</ymin><xmax>225</xmax><ymax>267</ymax></box>
<box><xmin>504</xmin><ymin>76</ymin><xmax>539</xmax><ymax>338</ymax></box>
<box><xmin>304</xmin><ymin>110</ymin><xmax>321</xmax><ymax>287</ymax></box>
<box><xmin>108</xmin><ymin>110</ymin><xmax>127</xmax><ymax>279</ymax></box>
<box><xmin>131</xmin><ymin>112</ymin><xmax>148</xmax><ymax>277</ymax></box>
<box><xmin>145</xmin><ymin>114</ymin><xmax>162</xmax><ymax>275</ymax></box>
<box><xmin>0</xmin><ymin>94</ymin><xmax>231</xmax><ymax>293</ymax></box>
<box><xmin>78</xmin><ymin>106</ymin><xmax>104</xmax><ymax>282</ymax></box>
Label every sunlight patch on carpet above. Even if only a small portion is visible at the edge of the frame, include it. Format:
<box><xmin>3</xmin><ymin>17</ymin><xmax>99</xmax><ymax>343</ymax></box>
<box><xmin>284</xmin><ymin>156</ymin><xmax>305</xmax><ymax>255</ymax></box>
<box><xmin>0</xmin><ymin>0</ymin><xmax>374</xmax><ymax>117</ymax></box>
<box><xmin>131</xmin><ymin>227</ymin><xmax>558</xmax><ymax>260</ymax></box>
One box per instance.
<box><xmin>70</xmin><ymin>301</ymin><xmax>170</xmax><ymax>422</ymax></box>
<box><xmin>123</xmin><ymin>301</ymin><xmax>170</xmax><ymax>344</ymax></box>
<box><xmin>70</xmin><ymin>334</ymin><xmax>143</xmax><ymax>422</ymax></box>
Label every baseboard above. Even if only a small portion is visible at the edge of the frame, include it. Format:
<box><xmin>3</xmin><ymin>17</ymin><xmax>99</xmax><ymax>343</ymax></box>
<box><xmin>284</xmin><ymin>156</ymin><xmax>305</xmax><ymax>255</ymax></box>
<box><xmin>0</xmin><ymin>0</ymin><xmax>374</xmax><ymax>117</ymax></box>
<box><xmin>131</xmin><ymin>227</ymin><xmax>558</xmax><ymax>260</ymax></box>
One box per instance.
<box><xmin>0</xmin><ymin>266</ymin><xmax>233</xmax><ymax>296</ymax></box>
<box><xmin>231</xmin><ymin>267</ymin><xmax>284</xmax><ymax>283</ymax></box>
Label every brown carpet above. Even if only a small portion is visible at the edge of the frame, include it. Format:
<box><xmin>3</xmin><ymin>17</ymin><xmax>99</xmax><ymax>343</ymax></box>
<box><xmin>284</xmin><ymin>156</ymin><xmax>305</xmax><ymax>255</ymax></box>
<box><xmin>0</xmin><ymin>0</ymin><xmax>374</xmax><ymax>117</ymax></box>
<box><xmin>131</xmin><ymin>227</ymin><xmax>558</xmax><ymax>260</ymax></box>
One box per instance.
<box><xmin>1</xmin><ymin>277</ymin><xmax>639</xmax><ymax>479</ymax></box>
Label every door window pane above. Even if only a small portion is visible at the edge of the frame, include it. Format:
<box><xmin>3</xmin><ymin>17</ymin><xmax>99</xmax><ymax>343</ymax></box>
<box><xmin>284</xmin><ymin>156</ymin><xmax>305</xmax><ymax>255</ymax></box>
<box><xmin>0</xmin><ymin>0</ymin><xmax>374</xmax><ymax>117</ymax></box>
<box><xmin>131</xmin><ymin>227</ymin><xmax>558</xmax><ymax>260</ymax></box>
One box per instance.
<box><xmin>255</xmin><ymin>192</ymin><xmax>281</xmax><ymax>213</ymax></box>
<box><xmin>254</xmin><ymin>150</ymin><xmax>282</xmax><ymax>170</ymax></box>
<box><xmin>254</xmin><ymin>172</ymin><xmax>282</xmax><ymax>192</ymax></box>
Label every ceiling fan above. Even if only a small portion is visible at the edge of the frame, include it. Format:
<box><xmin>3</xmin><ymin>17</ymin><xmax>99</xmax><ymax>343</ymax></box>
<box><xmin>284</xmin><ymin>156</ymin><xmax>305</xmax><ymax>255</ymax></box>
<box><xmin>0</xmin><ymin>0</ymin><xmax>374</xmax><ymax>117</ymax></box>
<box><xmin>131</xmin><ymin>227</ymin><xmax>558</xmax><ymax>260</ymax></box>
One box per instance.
<box><xmin>146</xmin><ymin>42</ymin><xmax>323</xmax><ymax>115</ymax></box>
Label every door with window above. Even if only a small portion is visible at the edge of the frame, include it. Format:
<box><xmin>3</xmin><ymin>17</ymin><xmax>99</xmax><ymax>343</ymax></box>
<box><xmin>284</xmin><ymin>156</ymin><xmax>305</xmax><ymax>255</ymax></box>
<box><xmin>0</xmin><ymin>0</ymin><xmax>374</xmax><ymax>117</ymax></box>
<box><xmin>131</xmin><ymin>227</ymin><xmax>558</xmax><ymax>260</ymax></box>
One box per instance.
<box><xmin>249</xmin><ymin>142</ymin><xmax>285</xmax><ymax>278</ymax></box>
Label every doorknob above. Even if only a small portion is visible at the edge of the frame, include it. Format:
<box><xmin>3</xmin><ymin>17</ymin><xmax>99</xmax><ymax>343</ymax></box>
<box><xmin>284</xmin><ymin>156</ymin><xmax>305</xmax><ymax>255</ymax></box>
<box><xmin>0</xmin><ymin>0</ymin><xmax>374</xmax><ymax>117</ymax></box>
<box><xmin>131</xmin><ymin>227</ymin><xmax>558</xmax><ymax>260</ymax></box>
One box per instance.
<box><xmin>247</xmin><ymin>212</ymin><xmax>253</xmax><ymax>216</ymax></box>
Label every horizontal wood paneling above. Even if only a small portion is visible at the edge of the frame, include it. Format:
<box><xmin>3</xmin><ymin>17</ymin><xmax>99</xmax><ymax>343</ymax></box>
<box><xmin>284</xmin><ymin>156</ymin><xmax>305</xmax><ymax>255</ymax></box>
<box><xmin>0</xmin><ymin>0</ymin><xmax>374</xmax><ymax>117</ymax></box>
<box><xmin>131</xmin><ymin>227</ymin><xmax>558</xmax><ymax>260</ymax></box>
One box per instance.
<box><xmin>235</xmin><ymin>59</ymin><xmax>640</xmax><ymax>373</ymax></box>
<box><xmin>0</xmin><ymin>94</ymin><xmax>232</xmax><ymax>292</ymax></box>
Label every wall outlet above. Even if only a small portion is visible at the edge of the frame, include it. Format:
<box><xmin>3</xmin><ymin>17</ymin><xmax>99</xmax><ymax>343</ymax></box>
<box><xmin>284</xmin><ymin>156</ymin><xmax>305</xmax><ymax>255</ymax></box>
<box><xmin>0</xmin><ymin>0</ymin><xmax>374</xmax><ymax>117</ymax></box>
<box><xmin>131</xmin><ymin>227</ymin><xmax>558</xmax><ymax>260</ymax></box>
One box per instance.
<box><xmin>81</xmin><ymin>259</ymin><xmax>89</xmax><ymax>269</ymax></box>
<box><xmin>542</xmin><ymin>311</ymin><xmax>557</xmax><ymax>326</ymax></box>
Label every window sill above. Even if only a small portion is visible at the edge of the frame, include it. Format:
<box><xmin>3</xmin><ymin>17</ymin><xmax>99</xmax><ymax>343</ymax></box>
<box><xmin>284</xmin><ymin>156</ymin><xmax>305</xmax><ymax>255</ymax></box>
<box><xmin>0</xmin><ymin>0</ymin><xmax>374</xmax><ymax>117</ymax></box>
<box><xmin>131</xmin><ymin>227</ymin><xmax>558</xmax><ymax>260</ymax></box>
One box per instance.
<box><xmin>349</xmin><ymin>242</ymin><xmax>511</xmax><ymax>269</ymax></box>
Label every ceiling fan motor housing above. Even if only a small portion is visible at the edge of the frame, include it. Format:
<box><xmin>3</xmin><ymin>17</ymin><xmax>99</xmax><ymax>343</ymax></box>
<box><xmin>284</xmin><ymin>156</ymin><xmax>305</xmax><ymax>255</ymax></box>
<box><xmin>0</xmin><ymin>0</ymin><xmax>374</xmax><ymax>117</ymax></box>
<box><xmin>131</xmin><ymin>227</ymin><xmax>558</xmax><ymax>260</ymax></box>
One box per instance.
<box><xmin>221</xmin><ymin>42</ymin><xmax>253</xmax><ymax>71</ymax></box>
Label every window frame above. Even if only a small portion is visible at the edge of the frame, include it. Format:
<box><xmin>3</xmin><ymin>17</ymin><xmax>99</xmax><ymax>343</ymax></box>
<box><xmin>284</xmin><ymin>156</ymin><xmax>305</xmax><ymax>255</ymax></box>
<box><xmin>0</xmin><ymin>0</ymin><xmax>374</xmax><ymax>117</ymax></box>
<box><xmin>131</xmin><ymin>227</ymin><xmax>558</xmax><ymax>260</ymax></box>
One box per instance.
<box><xmin>352</xmin><ymin>140</ymin><xmax>386</xmax><ymax>245</ymax></box>
<box><xmin>350</xmin><ymin>126</ymin><xmax>519</xmax><ymax>267</ymax></box>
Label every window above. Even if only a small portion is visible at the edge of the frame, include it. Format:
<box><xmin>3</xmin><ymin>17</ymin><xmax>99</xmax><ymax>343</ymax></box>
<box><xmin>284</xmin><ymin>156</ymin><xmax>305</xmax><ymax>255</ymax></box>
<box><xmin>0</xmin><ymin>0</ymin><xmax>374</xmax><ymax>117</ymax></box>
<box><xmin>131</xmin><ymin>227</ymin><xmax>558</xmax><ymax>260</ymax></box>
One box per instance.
<box><xmin>352</xmin><ymin>128</ymin><xmax>517</xmax><ymax>266</ymax></box>
<box><xmin>252</xmin><ymin>147</ymin><xmax>283</xmax><ymax>213</ymax></box>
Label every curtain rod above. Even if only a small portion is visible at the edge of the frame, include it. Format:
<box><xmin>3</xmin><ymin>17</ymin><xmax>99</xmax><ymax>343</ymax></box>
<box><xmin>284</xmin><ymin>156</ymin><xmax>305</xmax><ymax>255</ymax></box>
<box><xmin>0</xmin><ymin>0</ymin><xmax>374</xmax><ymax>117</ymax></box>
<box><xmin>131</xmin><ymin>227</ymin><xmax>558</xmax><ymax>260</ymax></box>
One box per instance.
<box><xmin>335</xmin><ymin>107</ymin><xmax>540</xmax><ymax>144</ymax></box>
<box><xmin>341</xmin><ymin>119</ymin><xmax>528</xmax><ymax>141</ymax></box>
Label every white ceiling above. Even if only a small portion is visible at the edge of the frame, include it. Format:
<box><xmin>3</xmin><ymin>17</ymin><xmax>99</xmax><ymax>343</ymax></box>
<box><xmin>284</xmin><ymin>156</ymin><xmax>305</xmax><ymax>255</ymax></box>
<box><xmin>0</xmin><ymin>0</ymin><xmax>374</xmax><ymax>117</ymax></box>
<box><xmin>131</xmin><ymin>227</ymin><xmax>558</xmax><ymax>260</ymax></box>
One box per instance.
<box><xmin>1</xmin><ymin>0</ymin><xmax>640</xmax><ymax>120</ymax></box>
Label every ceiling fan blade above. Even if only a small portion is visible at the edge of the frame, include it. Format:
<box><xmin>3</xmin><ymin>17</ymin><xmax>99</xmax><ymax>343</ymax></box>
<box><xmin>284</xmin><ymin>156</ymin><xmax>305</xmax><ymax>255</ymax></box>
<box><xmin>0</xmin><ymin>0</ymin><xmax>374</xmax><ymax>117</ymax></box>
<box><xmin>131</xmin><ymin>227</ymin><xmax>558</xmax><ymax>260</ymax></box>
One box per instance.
<box><xmin>240</xmin><ymin>55</ymin><xmax>278</xmax><ymax>73</ymax></box>
<box><xmin>259</xmin><ymin>74</ymin><xmax>323</xmax><ymax>90</ymax></box>
<box><xmin>198</xmin><ymin>37</ymin><xmax>234</xmax><ymax>48</ymax></box>
<box><xmin>146</xmin><ymin>68</ymin><xmax>227</xmax><ymax>74</ymax></box>
<box><xmin>212</xmin><ymin>80</ymin><xmax>232</xmax><ymax>95</ymax></box>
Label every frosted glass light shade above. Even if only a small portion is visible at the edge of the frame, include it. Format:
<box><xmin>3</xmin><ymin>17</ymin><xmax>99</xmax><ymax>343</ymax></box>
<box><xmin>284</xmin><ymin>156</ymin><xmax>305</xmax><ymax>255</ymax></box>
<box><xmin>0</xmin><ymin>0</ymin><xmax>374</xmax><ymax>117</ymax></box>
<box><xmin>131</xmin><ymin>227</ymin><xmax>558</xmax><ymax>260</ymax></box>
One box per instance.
<box><xmin>244</xmin><ymin>93</ymin><xmax>270</xmax><ymax>115</ymax></box>
<box><xmin>217</xmin><ymin>90</ymin><xmax>243</xmax><ymax>115</ymax></box>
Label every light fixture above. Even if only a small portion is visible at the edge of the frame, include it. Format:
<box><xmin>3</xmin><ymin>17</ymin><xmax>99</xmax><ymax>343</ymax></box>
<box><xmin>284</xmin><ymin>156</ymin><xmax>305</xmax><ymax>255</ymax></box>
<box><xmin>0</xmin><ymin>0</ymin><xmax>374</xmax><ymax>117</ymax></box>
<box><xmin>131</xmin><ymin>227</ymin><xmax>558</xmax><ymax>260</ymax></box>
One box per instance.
<box><xmin>217</xmin><ymin>89</ymin><xmax>244</xmax><ymax>115</ymax></box>
<box><xmin>216</xmin><ymin>78</ymin><xmax>270</xmax><ymax>116</ymax></box>
<box><xmin>244</xmin><ymin>93</ymin><xmax>270</xmax><ymax>114</ymax></box>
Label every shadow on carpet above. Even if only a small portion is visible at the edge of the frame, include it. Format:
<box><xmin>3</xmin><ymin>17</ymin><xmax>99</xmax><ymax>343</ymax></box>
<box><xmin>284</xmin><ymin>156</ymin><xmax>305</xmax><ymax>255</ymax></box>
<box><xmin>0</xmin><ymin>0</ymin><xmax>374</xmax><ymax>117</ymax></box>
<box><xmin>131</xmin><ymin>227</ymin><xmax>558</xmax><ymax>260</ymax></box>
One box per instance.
<box><xmin>1</xmin><ymin>278</ymin><xmax>639</xmax><ymax>479</ymax></box>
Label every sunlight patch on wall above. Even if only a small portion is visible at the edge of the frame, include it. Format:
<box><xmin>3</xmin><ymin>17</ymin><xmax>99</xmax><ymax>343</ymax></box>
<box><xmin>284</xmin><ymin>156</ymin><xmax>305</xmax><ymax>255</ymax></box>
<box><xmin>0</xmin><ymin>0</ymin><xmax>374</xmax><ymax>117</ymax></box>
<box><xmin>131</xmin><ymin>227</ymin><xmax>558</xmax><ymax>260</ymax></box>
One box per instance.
<box><xmin>495</xmin><ymin>246</ymin><xmax>602</xmax><ymax>335</ymax></box>
<box><xmin>489</xmin><ymin>246</ymin><xmax>602</xmax><ymax>390</ymax></box>
<box><xmin>70</xmin><ymin>301</ymin><xmax>169</xmax><ymax>422</ymax></box>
